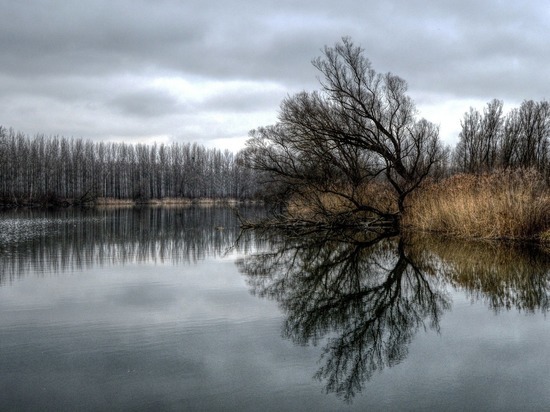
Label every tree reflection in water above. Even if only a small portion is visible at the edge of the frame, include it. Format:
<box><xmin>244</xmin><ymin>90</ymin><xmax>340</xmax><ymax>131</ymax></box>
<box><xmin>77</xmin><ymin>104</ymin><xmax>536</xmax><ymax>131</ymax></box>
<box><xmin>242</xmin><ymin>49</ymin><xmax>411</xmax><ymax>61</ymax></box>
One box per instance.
<box><xmin>0</xmin><ymin>207</ymin><xmax>251</xmax><ymax>284</ymax></box>
<box><xmin>3</xmin><ymin>207</ymin><xmax>550</xmax><ymax>401</ymax></box>
<box><xmin>236</xmin><ymin>229</ymin><xmax>451</xmax><ymax>401</ymax></box>
<box><xmin>237</xmin><ymin>228</ymin><xmax>550</xmax><ymax>401</ymax></box>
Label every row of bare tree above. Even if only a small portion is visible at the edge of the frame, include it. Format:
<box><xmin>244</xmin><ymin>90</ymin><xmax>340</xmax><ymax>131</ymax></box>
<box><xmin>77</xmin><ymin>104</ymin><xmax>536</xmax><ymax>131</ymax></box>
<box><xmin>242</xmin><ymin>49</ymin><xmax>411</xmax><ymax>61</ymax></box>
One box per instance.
<box><xmin>0</xmin><ymin>127</ymin><xmax>259</xmax><ymax>205</ymax></box>
<box><xmin>454</xmin><ymin>99</ymin><xmax>550</xmax><ymax>174</ymax></box>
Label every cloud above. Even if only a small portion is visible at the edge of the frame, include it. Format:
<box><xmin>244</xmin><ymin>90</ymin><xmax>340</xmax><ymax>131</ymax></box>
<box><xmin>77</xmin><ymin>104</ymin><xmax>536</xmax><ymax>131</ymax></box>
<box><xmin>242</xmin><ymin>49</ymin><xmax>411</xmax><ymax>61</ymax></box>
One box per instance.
<box><xmin>109</xmin><ymin>88</ymin><xmax>182</xmax><ymax>118</ymax></box>
<box><xmin>0</xmin><ymin>0</ymin><xmax>549</xmax><ymax>147</ymax></box>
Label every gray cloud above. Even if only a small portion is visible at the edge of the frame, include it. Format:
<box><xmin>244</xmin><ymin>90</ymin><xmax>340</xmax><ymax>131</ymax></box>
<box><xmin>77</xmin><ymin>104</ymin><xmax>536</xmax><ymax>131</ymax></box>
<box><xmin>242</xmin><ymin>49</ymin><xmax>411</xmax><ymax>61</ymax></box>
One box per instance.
<box><xmin>109</xmin><ymin>88</ymin><xmax>183</xmax><ymax>118</ymax></box>
<box><xmin>1</xmin><ymin>0</ymin><xmax>549</xmax><ymax>147</ymax></box>
<box><xmin>196</xmin><ymin>86</ymin><xmax>286</xmax><ymax>113</ymax></box>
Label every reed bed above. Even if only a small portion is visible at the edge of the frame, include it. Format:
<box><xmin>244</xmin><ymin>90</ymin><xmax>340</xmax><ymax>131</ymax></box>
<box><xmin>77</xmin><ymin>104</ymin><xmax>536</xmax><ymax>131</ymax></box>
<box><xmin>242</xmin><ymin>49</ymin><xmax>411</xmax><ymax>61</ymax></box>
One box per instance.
<box><xmin>404</xmin><ymin>169</ymin><xmax>550</xmax><ymax>240</ymax></box>
<box><xmin>286</xmin><ymin>182</ymin><xmax>398</xmax><ymax>221</ymax></box>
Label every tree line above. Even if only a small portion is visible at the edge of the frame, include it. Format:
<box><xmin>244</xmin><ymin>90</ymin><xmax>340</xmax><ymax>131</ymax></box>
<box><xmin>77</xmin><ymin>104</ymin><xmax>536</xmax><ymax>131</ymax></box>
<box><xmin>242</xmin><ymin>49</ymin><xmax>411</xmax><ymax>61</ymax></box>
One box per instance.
<box><xmin>453</xmin><ymin>98</ymin><xmax>550</xmax><ymax>175</ymax></box>
<box><xmin>0</xmin><ymin>127</ymin><xmax>259</xmax><ymax>205</ymax></box>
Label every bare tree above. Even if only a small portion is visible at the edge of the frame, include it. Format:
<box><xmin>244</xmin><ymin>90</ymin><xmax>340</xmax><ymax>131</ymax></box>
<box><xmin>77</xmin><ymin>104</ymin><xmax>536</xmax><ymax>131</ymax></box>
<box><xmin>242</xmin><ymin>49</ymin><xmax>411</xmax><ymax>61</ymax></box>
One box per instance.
<box><xmin>455</xmin><ymin>99</ymin><xmax>503</xmax><ymax>173</ymax></box>
<box><xmin>516</xmin><ymin>100</ymin><xmax>550</xmax><ymax>170</ymax></box>
<box><xmin>0</xmin><ymin>127</ymin><xmax>258</xmax><ymax>206</ymax></box>
<box><xmin>481</xmin><ymin>99</ymin><xmax>504</xmax><ymax>168</ymax></box>
<box><xmin>246</xmin><ymin>37</ymin><xmax>443</xmax><ymax>223</ymax></box>
<box><xmin>455</xmin><ymin>99</ymin><xmax>550</xmax><ymax>175</ymax></box>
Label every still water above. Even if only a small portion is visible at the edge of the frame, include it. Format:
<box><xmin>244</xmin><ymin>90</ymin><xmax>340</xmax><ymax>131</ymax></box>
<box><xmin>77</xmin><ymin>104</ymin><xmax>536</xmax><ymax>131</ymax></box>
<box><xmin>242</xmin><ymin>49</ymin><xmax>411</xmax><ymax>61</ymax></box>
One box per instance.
<box><xmin>1</xmin><ymin>207</ymin><xmax>550</xmax><ymax>411</ymax></box>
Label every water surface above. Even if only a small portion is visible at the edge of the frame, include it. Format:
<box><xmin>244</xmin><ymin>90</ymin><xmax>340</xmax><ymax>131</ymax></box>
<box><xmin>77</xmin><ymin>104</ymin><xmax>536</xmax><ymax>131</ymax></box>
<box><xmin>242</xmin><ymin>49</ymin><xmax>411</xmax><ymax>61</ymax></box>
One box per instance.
<box><xmin>1</xmin><ymin>207</ymin><xmax>549</xmax><ymax>411</ymax></box>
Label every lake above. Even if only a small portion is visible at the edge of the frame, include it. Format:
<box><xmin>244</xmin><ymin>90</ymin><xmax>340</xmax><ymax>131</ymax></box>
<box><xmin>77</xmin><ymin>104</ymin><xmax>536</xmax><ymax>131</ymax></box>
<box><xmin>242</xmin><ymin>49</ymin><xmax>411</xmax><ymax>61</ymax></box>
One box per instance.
<box><xmin>1</xmin><ymin>206</ymin><xmax>550</xmax><ymax>411</ymax></box>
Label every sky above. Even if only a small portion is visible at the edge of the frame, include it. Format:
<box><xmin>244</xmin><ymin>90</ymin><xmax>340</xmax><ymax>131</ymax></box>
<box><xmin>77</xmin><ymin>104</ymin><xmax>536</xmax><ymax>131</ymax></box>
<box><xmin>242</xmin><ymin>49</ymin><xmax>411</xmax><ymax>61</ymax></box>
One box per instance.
<box><xmin>1</xmin><ymin>0</ymin><xmax>549</xmax><ymax>151</ymax></box>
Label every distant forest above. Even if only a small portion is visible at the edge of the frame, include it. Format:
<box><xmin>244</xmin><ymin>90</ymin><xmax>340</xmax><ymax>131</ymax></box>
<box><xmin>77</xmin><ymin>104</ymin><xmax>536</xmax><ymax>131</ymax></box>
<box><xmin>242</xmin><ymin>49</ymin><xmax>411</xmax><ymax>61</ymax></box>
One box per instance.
<box><xmin>0</xmin><ymin>127</ymin><xmax>259</xmax><ymax>206</ymax></box>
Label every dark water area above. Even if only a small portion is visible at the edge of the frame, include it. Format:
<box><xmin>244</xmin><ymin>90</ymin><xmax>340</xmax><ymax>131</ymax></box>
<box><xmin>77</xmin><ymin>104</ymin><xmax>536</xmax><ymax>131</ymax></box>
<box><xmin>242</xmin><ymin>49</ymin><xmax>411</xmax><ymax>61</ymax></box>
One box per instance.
<box><xmin>1</xmin><ymin>207</ymin><xmax>550</xmax><ymax>411</ymax></box>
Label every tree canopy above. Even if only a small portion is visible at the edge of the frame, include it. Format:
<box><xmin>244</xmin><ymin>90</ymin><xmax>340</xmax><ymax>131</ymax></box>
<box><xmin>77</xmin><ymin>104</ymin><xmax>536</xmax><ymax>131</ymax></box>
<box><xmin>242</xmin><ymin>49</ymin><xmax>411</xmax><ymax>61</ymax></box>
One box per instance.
<box><xmin>245</xmin><ymin>37</ymin><xmax>444</xmax><ymax>224</ymax></box>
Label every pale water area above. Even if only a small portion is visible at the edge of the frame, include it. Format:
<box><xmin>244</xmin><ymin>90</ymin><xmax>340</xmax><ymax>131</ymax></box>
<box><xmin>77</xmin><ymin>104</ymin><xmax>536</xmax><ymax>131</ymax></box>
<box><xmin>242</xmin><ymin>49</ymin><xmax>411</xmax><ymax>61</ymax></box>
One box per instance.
<box><xmin>1</xmin><ymin>207</ymin><xmax>550</xmax><ymax>411</ymax></box>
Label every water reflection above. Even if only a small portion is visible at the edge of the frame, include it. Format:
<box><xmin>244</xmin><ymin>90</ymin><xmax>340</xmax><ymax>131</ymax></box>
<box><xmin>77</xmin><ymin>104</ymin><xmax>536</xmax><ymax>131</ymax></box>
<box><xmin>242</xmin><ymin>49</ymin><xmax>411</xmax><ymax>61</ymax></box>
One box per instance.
<box><xmin>237</xmin><ymin>229</ymin><xmax>449</xmax><ymax>400</ymax></box>
<box><xmin>0</xmin><ymin>207</ymin><xmax>261</xmax><ymax>284</ymax></box>
<box><xmin>236</xmin><ymin>228</ymin><xmax>550</xmax><ymax>401</ymax></box>
<box><xmin>4</xmin><ymin>207</ymin><xmax>550</xmax><ymax>405</ymax></box>
<box><xmin>415</xmin><ymin>235</ymin><xmax>550</xmax><ymax>312</ymax></box>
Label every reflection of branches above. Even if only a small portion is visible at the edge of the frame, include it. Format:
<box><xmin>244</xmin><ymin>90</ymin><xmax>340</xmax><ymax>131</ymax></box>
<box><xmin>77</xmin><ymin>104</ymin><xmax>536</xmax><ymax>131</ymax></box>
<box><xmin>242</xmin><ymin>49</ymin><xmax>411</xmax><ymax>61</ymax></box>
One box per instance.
<box><xmin>236</xmin><ymin>229</ymin><xmax>450</xmax><ymax>401</ymax></box>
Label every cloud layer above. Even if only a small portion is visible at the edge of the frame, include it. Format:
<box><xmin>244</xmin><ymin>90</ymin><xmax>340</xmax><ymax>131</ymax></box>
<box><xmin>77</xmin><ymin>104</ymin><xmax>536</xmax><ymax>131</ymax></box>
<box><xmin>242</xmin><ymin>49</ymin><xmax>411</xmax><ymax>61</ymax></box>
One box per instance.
<box><xmin>1</xmin><ymin>0</ymin><xmax>549</xmax><ymax>148</ymax></box>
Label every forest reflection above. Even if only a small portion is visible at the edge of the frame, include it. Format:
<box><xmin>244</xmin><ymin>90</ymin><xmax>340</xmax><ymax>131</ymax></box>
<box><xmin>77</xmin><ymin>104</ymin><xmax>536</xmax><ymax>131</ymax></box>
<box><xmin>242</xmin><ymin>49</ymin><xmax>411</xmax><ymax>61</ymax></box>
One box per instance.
<box><xmin>0</xmin><ymin>206</ymin><xmax>261</xmax><ymax>284</ymax></box>
<box><xmin>236</xmin><ymin>228</ymin><xmax>550</xmax><ymax>401</ymax></box>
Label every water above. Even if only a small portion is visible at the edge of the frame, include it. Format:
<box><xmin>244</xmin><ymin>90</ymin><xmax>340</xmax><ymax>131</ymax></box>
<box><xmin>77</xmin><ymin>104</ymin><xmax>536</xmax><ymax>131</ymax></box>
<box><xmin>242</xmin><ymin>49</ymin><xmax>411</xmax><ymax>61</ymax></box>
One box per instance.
<box><xmin>1</xmin><ymin>207</ymin><xmax>549</xmax><ymax>411</ymax></box>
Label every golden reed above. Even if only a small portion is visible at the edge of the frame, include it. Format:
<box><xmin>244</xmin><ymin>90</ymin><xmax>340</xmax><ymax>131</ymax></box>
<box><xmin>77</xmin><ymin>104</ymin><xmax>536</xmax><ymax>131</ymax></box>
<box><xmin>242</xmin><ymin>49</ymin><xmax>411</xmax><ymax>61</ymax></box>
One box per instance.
<box><xmin>403</xmin><ymin>169</ymin><xmax>550</xmax><ymax>240</ymax></box>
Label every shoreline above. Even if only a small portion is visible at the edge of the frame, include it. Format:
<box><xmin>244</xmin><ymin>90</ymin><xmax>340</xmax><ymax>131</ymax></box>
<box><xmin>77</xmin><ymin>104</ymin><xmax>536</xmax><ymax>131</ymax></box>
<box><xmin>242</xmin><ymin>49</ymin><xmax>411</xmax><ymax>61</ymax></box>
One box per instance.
<box><xmin>0</xmin><ymin>197</ymin><xmax>263</xmax><ymax>209</ymax></box>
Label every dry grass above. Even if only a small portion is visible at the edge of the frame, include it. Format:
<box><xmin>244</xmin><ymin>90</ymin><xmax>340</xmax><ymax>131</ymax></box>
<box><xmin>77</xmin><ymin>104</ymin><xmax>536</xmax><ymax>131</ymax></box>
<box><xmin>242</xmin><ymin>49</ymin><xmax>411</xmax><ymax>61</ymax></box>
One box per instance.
<box><xmin>95</xmin><ymin>197</ymin><xmax>136</xmax><ymax>206</ymax></box>
<box><xmin>403</xmin><ymin>169</ymin><xmax>550</xmax><ymax>240</ymax></box>
<box><xmin>287</xmin><ymin>182</ymin><xmax>398</xmax><ymax>221</ymax></box>
<box><xmin>95</xmin><ymin>197</ymin><xmax>251</xmax><ymax>207</ymax></box>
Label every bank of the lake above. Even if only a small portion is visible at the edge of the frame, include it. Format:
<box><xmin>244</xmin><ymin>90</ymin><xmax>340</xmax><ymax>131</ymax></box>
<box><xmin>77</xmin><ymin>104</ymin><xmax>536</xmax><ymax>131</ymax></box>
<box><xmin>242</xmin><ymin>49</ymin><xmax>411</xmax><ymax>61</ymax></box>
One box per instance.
<box><xmin>0</xmin><ymin>197</ymin><xmax>262</xmax><ymax>209</ymax></box>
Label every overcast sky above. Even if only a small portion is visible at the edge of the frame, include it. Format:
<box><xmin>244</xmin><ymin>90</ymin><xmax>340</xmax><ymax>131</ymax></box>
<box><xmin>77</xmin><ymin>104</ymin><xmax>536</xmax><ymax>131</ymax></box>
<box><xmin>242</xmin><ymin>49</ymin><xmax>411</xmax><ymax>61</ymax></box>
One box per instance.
<box><xmin>1</xmin><ymin>0</ymin><xmax>549</xmax><ymax>150</ymax></box>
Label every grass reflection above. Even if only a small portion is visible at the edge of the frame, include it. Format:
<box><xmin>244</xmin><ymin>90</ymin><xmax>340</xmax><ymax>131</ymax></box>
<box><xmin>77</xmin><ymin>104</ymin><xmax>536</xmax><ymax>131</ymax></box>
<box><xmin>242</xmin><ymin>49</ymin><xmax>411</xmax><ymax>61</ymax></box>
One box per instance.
<box><xmin>410</xmin><ymin>234</ymin><xmax>550</xmax><ymax>312</ymax></box>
